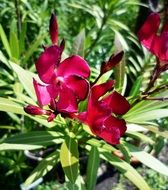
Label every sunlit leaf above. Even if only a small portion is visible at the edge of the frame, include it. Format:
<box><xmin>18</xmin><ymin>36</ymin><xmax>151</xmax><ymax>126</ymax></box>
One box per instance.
<box><xmin>0</xmin><ymin>131</ymin><xmax>63</xmax><ymax>150</ymax></box>
<box><xmin>124</xmin><ymin>109</ymin><xmax>168</xmax><ymax>123</ymax></box>
<box><xmin>101</xmin><ymin>151</ymin><xmax>151</xmax><ymax>190</ymax></box>
<box><xmin>60</xmin><ymin>136</ymin><xmax>79</xmax><ymax>183</ymax></box>
<box><xmin>124</xmin><ymin>142</ymin><xmax>168</xmax><ymax>177</ymax></box>
<box><xmin>9</xmin><ymin>61</ymin><xmax>36</xmax><ymax>100</ymax></box>
<box><xmin>0</xmin><ymin>97</ymin><xmax>25</xmax><ymax>115</ymax></box>
<box><xmin>0</xmin><ymin>24</ymin><xmax>11</xmax><ymax>57</ymax></box>
<box><xmin>10</xmin><ymin>31</ymin><xmax>20</xmax><ymax>60</ymax></box>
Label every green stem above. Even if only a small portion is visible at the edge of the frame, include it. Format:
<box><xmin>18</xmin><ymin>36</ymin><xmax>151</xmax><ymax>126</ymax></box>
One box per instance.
<box><xmin>85</xmin><ymin>13</ymin><xmax>108</xmax><ymax>58</ymax></box>
<box><xmin>14</xmin><ymin>0</ymin><xmax>21</xmax><ymax>35</ymax></box>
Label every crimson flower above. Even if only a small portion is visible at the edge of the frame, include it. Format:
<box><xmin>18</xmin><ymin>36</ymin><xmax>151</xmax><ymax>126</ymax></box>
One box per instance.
<box><xmin>77</xmin><ymin>80</ymin><xmax>130</xmax><ymax>144</ymax></box>
<box><xmin>138</xmin><ymin>13</ymin><xmax>168</xmax><ymax>64</ymax></box>
<box><xmin>33</xmin><ymin>14</ymin><xmax>90</xmax><ymax>114</ymax></box>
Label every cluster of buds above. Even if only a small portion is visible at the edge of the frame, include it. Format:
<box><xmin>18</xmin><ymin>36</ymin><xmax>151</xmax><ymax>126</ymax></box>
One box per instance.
<box><xmin>24</xmin><ymin>14</ymin><xmax>130</xmax><ymax>145</ymax></box>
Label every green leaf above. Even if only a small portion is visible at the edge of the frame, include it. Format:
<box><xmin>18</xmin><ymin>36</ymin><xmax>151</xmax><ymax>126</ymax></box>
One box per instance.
<box><xmin>113</xmin><ymin>32</ymin><xmax>126</xmax><ymax>94</ymax></box>
<box><xmin>0</xmin><ymin>97</ymin><xmax>25</xmax><ymax>115</ymax></box>
<box><xmin>143</xmin><ymin>125</ymin><xmax>168</xmax><ymax>139</ymax></box>
<box><xmin>0</xmin><ymin>50</ymin><xmax>11</xmax><ymax>68</ymax></box>
<box><xmin>0</xmin><ymin>125</ymin><xmax>19</xmax><ymax>130</ymax></box>
<box><xmin>86</xmin><ymin>146</ymin><xmax>100</xmax><ymax>190</ymax></box>
<box><xmin>125</xmin><ymin>131</ymin><xmax>154</xmax><ymax>144</ymax></box>
<box><xmin>72</xmin><ymin>29</ymin><xmax>85</xmax><ymax>57</ymax></box>
<box><xmin>0</xmin><ymin>131</ymin><xmax>63</xmax><ymax>150</ymax></box>
<box><xmin>9</xmin><ymin>31</ymin><xmax>20</xmax><ymax>59</ymax></box>
<box><xmin>19</xmin><ymin>22</ymin><xmax>27</xmax><ymax>52</ymax></box>
<box><xmin>0</xmin><ymin>143</ymin><xmax>43</xmax><ymax>150</ymax></box>
<box><xmin>86</xmin><ymin>138</ymin><xmax>116</xmax><ymax>152</ymax></box>
<box><xmin>24</xmin><ymin>150</ymin><xmax>59</xmax><ymax>186</ymax></box>
<box><xmin>124</xmin><ymin>109</ymin><xmax>168</xmax><ymax>123</ymax></box>
<box><xmin>101</xmin><ymin>151</ymin><xmax>151</xmax><ymax>190</ymax></box>
<box><xmin>60</xmin><ymin>136</ymin><xmax>79</xmax><ymax>183</ymax></box>
<box><xmin>125</xmin><ymin>99</ymin><xmax>168</xmax><ymax>118</ymax></box>
<box><xmin>114</xmin><ymin>29</ymin><xmax>129</xmax><ymax>51</ymax></box>
<box><xmin>124</xmin><ymin>142</ymin><xmax>168</xmax><ymax>177</ymax></box>
<box><xmin>23</xmin><ymin>32</ymin><xmax>47</xmax><ymax>63</ymax></box>
<box><xmin>0</xmin><ymin>24</ymin><xmax>11</xmax><ymax>57</ymax></box>
<box><xmin>66</xmin><ymin>175</ymin><xmax>86</xmax><ymax>190</ymax></box>
<box><xmin>97</xmin><ymin>70</ymin><xmax>112</xmax><ymax>84</ymax></box>
<box><xmin>129</xmin><ymin>76</ymin><xmax>143</xmax><ymax>102</ymax></box>
<box><xmin>9</xmin><ymin>61</ymin><xmax>36</xmax><ymax>100</ymax></box>
<box><xmin>117</xmin><ymin>143</ymin><xmax>131</xmax><ymax>163</ymax></box>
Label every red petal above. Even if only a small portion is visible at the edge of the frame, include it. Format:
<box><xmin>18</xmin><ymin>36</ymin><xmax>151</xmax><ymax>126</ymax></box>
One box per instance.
<box><xmin>104</xmin><ymin>116</ymin><xmax>127</xmax><ymax>136</ymax></box>
<box><xmin>57</xmin><ymin>55</ymin><xmax>90</xmax><ymax>78</ymax></box>
<box><xmin>137</xmin><ymin>13</ymin><xmax>160</xmax><ymax>51</ymax></box>
<box><xmin>152</xmin><ymin>32</ymin><xmax>168</xmax><ymax>62</ymax></box>
<box><xmin>162</xmin><ymin>22</ymin><xmax>168</xmax><ymax>33</ymax></box>
<box><xmin>91</xmin><ymin>80</ymin><xmax>114</xmax><ymax>102</ymax></box>
<box><xmin>57</xmin><ymin>85</ymin><xmax>78</xmax><ymax>113</ymax></box>
<box><xmin>36</xmin><ymin>46</ymin><xmax>61</xmax><ymax>84</ymax></box>
<box><xmin>103</xmin><ymin>91</ymin><xmax>130</xmax><ymax>115</ymax></box>
<box><xmin>33</xmin><ymin>79</ymin><xmax>58</xmax><ymax>106</ymax></box>
<box><xmin>65</xmin><ymin>75</ymin><xmax>89</xmax><ymax>100</ymax></box>
<box><xmin>50</xmin><ymin>13</ymin><xmax>58</xmax><ymax>44</ymax></box>
<box><xmin>92</xmin><ymin>116</ymin><xmax>127</xmax><ymax>145</ymax></box>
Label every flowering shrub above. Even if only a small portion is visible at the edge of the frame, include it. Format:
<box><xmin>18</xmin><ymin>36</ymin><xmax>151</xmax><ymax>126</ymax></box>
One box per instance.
<box><xmin>1</xmin><ymin>3</ymin><xmax>168</xmax><ymax>190</ymax></box>
<box><xmin>25</xmin><ymin>14</ymin><xmax>130</xmax><ymax>145</ymax></box>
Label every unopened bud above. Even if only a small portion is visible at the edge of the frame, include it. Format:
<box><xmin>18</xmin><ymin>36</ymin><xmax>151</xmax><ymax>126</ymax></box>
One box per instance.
<box><xmin>24</xmin><ymin>105</ymin><xmax>51</xmax><ymax>115</ymax></box>
<box><xmin>50</xmin><ymin>13</ymin><xmax>58</xmax><ymax>44</ymax></box>
<box><xmin>47</xmin><ymin>113</ymin><xmax>56</xmax><ymax>122</ymax></box>
<box><xmin>101</xmin><ymin>51</ymin><xmax>124</xmax><ymax>74</ymax></box>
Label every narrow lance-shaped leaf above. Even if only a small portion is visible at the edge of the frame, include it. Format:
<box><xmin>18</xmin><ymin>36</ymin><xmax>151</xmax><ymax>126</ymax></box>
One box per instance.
<box><xmin>60</xmin><ymin>136</ymin><xmax>79</xmax><ymax>183</ymax></box>
<box><xmin>143</xmin><ymin>125</ymin><xmax>168</xmax><ymax>139</ymax></box>
<box><xmin>0</xmin><ymin>24</ymin><xmax>11</xmax><ymax>57</ymax></box>
<box><xmin>123</xmin><ymin>142</ymin><xmax>168</xmax><ymax>177</ymax></box>
<box><xmin>19</xmin><ymin>22</ymin><xmax>27</xmax><ymax>52</ymax></box>
<box><xmin>24</xmin><ymin>150</ymin><xmax>59</xmax><ymax>186</ymax></box>
<box><xmin>0</xmin><ymin>97</ymin><xmax>25</xmax><ymax>115</ymax></box>
<box><xmin>117</xmin><ymin>143</ymin><xmax>131</xmax><ymax>163</ymax></box>
<box><xmin>86</xmin><ymin>146</ymin><xmax>100</xmax><ymax>190</ymax></box>
<box><xmin>72</xmin><ymin>29</ymin><xmax>85</xmax><ymax>57</ymax></box>
<box><xmin>101</xmin><ymin>151</ymin><xmax>151</xmax><ymax>190</ymax></box>
<box><xmin>129</xmin><ymin>76</ymin><xmax>143</xmax><ymax>103</ymax></box>
<box><xmin>113</xmin><ymin>32</ymin><xmax>126</xmax><ymax>94</ymax></box>
<box><xmin>23</xmin><ymin>32</ymin><xmax>47</xmax><ymax>63</ymax></box>
<box><xmin>9</xmin><ymin>61</ymin><xmax>36</xmax><ymax>100</ymax></box>
<box><xmin>124</xmin><ymin>109</ymin><xmax>168</xmax><ymax>123</ymax></box>
<box><xmin>0</xmin><ymin>131</ymin><xmax>63</xmax><ymax>150</ymax></box>
<box><xmin>10</xmin><ymin>31</ymin><xmax>20</xmax><ymax>60</ymax></box>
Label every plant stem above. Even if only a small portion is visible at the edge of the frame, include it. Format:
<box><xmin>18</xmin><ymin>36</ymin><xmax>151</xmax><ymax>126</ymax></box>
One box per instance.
<box><xmin>85</xmin><ymin>15</ymin><xmax>108</xmax><ymax>58</ymax></box>
<box><xmin>14</xmin><ymin>0</ymin><xmax>21</xmax><ymax>35</ymax></box>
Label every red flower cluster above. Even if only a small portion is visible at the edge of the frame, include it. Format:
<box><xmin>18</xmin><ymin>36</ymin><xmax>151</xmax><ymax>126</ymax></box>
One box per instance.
<box><xmin>77</xmin><ymin>80</ymin><xmax>130</xmax><ymax>144</ymax></box>
<box><xmin>24</xmin><ymin>14</ymin><xmax>130</xmax><ymax>144</ymax></box>
<box><xmin>138</xmin><ymin>13</ymin><xmax>168</xmax><ymax>66</ymax></box>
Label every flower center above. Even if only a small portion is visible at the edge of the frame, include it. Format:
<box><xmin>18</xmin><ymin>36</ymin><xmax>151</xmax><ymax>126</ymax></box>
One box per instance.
<box><xmin>55</xmin><ymin>76</ymin><xmax>64</xmax><ymax>85</ymax></box>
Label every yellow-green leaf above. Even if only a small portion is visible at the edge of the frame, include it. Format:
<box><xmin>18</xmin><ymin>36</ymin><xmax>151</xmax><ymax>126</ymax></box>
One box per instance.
<box><xmin>60</xmin><ymin>136</ymin><xmax>79</xmax><ymax>183</ymax></box>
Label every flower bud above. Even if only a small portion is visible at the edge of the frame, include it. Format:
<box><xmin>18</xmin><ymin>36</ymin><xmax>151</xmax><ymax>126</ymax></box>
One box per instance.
<box><xmin>101</xmin><ymin>51</ymin><xmax>124</xmax><ymax>74</ymax></box>
<box><xmin>24</xmin><ymin>105</ymin><xmax>50</xmax><ymax>115</ymax></box>
<box><xmin>47</xmin><ymin>112</ymin><xmax>56</xmax><ymax>122</ymax></box>
<box><xmin>50</xmin><ymin>13</ymin><xmax>58</xmax><ymax>44</ymax></box>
